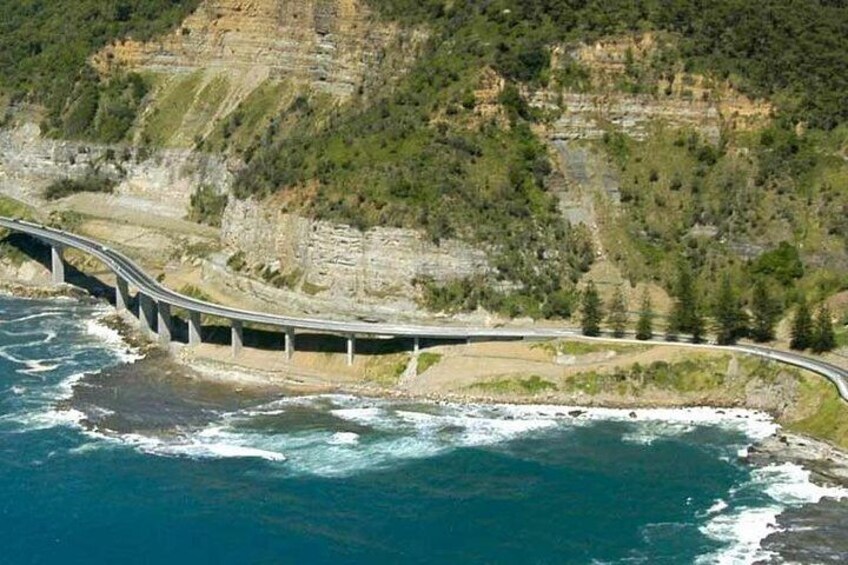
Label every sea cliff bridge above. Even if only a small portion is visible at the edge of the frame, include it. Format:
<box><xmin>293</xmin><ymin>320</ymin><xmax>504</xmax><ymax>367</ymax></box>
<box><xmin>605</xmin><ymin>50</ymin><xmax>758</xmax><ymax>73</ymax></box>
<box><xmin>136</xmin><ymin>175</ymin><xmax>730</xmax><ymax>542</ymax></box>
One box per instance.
<box><xmin>1</xmin><ymin>216</ymin><xmax>846</xmax><ymax>402</ymax></box>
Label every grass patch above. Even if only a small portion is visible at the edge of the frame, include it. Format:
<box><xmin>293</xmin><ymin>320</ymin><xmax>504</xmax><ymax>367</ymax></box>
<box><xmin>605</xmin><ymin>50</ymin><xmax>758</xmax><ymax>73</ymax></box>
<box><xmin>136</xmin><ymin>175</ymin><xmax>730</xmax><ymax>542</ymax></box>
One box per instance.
<box><xmin>468</xmin><ymin>375</ymin><xmax>558</xmax><ymax>395</ymax></box>
<box><xmin>786</xmin><ymin>374</ymin><xmax>848</xmax><ymax>450</ymax></box>
<box><xmin>141</xmin><ymin>71</ymin><xmax>204</xmax><ymax>146</ymax></box>
<box><xmin>563</xmin><ymin>355</ymin><xmax>732</xmax><ymax>396</ymax></box>
<box><xmin>0</xmin><ymin>195</ymin><xmax>34</xmax><ymax>220</ymax></box>
<box><xmin>416</xmin><ymin>352</ymin><xmax>442</xmax><ymax>374</ymax></box>
<box><xmin>205</xmin><ymin>80</ymin><xmax>297</xmax><ymax>154</ymax></box>
<box><xmin>364</xmin><ymin>353</ymin><xmax>409</xmax><ymax>386</ymax></box>
<box><xmin>534</xmin><ymin>339</ymin><xmax>644</xmax><ymax>356</ymax></box>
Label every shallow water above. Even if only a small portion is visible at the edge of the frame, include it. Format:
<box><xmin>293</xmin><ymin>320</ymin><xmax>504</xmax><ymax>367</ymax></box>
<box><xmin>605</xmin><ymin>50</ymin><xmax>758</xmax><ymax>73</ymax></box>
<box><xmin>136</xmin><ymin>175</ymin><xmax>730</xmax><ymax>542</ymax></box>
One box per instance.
<box><xmin>0</xmin><ymin>296</ymin><xmax>845</xmax><ymax>564</ymax></box>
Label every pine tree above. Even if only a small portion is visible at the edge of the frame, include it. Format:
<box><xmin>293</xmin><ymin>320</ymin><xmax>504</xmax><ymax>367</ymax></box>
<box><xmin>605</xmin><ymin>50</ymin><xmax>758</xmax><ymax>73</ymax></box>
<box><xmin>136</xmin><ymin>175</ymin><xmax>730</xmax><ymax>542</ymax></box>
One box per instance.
<box><xmin>750</xmin><ymin>280</ymin><xmax>778</xmax><ymax>343</ymax></box>
<box><xmin>580</xmin><ymin>281</ymin><xmax>603</xmax><ymax>337</ymax></box>
<box><xmin>607</xmin><ymin>286</ymin><xmax>628</xmax><ymax>338</ymax></box>
<box><xmin>790</xmin><ymin>298</ymin><xmax>813</xmax><ymax>350</ymax></box>
<box><xmin>691</xmin><ymin>306</ymin><xmax>706</xmax><ymax>344</ymax></box>
<box><xmin>635</xmin><ymin>289</ymin><xmax>654</xmax><ymax>341</ymax></box>
<box><xmin>811</xmin><ymin>303</ymin><xmax>836</xmax><ymax>353</ymax></box>
<box><xmin>669</xmin><ymin>264</ymin><xmax>702</xmax><ymax>341</ymax></box>
<box><xmin>714</xmin><ymin>275</ymin><xmax>746</xmax><ymax>345</ymax></box>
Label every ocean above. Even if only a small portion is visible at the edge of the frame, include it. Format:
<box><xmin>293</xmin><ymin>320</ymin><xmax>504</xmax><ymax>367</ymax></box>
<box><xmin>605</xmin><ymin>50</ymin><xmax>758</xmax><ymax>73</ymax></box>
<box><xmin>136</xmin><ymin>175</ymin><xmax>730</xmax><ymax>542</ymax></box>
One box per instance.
<box><xmin>1</xmin><ymin>295</ymin><xmax>845</xmax><ymax>564</ymax></box>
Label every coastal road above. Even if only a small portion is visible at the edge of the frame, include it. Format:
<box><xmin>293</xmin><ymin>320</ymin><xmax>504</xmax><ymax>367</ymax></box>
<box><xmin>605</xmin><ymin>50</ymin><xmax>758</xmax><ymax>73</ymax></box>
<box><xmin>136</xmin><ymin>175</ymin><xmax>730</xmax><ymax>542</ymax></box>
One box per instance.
<box><xmin>1</xmin><ymin>216</ymin><xmax>846</xmax><ymax>401</ymax></box>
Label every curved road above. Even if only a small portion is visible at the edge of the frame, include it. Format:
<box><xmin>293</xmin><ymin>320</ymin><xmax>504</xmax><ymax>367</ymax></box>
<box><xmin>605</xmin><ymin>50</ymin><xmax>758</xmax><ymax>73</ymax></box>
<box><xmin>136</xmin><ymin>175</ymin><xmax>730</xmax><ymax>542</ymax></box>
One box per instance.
<box><xmin>2</xmin><ymin>216</ymin><xmax>846</xmax><ymax>401</ymax></box>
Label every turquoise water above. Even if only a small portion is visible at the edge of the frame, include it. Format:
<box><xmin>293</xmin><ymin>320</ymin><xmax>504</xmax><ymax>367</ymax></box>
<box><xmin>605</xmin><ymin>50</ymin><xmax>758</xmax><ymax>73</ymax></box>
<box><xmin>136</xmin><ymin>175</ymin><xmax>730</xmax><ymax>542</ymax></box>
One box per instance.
<box><xmin>0</xmin><ymin>296</ymin><xmax>842</xmax><ymax>564</ymax></box>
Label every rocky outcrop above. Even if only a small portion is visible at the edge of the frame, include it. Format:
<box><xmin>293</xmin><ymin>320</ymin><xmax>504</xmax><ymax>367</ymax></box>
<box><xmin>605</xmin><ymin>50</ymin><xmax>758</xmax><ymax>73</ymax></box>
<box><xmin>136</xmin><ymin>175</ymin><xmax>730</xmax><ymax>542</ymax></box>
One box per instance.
<box><xmin>221</xmin><ymin>198</ymin><xmax>490</xmax><ymax>299</ymax></box>
<box><xmin>0</xmin><ymin>123</ymin><xmax>232</xmax><ymax>217</ymax></box>
<box><xmin>533</xmin><ymin>34</ymin><xmax>771</xmax><ymax>142</ymax></box>
<box><xmin>94</xmin><ymin>0</ymin><xmax>404</xmax><ymax>98</ymax></box>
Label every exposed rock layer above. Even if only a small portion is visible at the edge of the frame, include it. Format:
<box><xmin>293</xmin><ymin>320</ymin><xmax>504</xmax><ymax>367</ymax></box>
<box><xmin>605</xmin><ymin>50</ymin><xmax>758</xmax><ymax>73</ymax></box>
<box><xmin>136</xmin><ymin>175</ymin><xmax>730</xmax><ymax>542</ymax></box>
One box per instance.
<box><xmin>221</xmin><ymin>198</ymin><xmax>490</xmax><ymax>299</ymax></box>
<box><xmin>95</xmin><ymin>0</ymin><xmax>399</xmax><ymax>98</ymax></box>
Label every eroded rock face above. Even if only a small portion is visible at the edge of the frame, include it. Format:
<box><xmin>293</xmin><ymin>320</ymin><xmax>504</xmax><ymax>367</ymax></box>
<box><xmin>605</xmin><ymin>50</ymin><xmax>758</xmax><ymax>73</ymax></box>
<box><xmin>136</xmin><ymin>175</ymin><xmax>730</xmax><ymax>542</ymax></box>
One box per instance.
<box><xmin>221</xmin><ymin>198</ymin><xmax>490</xmax><ymax>299</ymax></box>
<box><xmin>95</xmin><ymin>0</ymin><xmax>400</xmax><ymax>98</ymax></box>
<box><xmin>0</xmin><ymin>123</ymin><xmax>232</xmax><ymax>217</ymax></box>
<box><xmin>533</xmin><ymin>34</ymin><xmax>771</xmax><ymax>143</ymax></box>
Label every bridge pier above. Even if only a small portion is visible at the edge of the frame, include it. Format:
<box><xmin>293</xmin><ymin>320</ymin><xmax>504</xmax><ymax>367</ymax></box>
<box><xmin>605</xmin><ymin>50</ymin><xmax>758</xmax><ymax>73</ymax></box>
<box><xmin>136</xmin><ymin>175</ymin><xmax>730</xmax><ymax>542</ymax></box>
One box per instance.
<box><xmin>188</xmin><ymin>312</ymin><xmax>202</xmax><ymax>346</ymax></box>
<box><xmin>285</xmin><ymin>327</ymin><xmax>295</xmax><ymax>361</ymax></box>
<box><xmin>157</xmin><ymin>302</ymin><xmax>172</xmax><ymax>345</ymax></box>
<box><xmin>50</xmin><ymin>245</ymin><xmax>65</xmax><ymax>284</ymax></box>
<box><xmin>413</xmin><ymin>336</ymin><xmax>420</xmax><ymax>355</ymax></box>
<box><xmin>232</xmin><ymin>320</ymin><xmax>243</xmax><ymax>358</ymax></box>
<box><xmin>346</xmin><ymin>334</ymin><xmax>355</xmax><ymax>366</ymax></box>
<box><xmin>138</xmin><ymin>294</ymin><xmax>156</xmax><ymax>338</ymax></box>
<box><xmin>115</xmin><ymin>276</ymin><xmax>130</xmax><ymax>312</ymax></box>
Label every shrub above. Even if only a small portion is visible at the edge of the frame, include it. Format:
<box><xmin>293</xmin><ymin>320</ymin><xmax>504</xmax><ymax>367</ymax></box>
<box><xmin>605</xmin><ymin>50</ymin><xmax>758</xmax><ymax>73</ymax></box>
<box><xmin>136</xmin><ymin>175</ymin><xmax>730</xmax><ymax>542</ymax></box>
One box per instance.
<box><xmin>44</xmin><ymin>174</ymin><xmax>115</xmax><ymax>200</ymax></box>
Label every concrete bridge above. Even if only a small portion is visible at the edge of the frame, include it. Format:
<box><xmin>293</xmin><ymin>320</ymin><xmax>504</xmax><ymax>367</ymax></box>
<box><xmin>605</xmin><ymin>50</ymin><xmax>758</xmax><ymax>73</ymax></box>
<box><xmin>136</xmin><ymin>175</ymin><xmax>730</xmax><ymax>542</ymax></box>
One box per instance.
<box><xmin>1</xmin><ymin>216</ymin><xmax>847</xmax><ymax>402</ymax></box>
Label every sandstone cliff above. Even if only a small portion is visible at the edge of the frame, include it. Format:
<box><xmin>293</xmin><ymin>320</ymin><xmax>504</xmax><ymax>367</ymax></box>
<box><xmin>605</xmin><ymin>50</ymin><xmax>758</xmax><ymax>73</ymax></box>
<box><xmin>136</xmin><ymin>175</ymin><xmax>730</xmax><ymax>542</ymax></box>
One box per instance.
<box><xmin>0</xmin><ymin>123</ymin><xmax>231</xmax><ymax>218</ymax></box>
<box><xmin>96</xmin><ymin>0</ymin><xmax>399</xmax><ymax>98</ymax></box>
<box><xmin>221</xmin><ymin>198</ymin><xmax>490</xmax><ymax>300</ymax></box>
<box><xmin>533</xmin><ymin>34</ymin><xmax>772</xmax><ymax>143</ymax></box>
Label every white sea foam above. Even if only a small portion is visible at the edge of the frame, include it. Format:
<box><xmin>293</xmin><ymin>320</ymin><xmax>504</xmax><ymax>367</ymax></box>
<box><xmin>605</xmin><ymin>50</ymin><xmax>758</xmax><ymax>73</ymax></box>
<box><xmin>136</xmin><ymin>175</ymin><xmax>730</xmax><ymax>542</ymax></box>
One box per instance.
<box><xmin>697</xmin><ymin>506</ymin><xmax>783</xmax><ymax>564</ymax></box>
<box><xmin>621</xmin><ymin>421</ymin><xmax>695</xmax><ymax>445</ymax></box>
<box><xmin>7</xmin><ymin>407</ymin><xmax>88</xmax><ymax>431</ymax></box>
<box><xmin>706</xmin><ymin>499</ymin><xmax>729</xmax><ymax>516</ymax></box>
<box><xmin>84</xmin><ymin>316</ymin><xmax>142</xmax><ymax>364</ymax></box>
<box><xmin>329</xmin><ymin>432</ymin><xmax>360</xmax><ymax>445</ymax></box>
<box><xmin>0</xmin><ymin>312</ymin><xmax>60</xmax><ymax>325</ymax></box>
<box><xmin>755</xmin><ymin>462</ymin><xmax>848</xmax><ymax>505</ymax></box>
<box><xmin>493</xmin><ymin>404</ymin><xmax>779</xmax><ymax>442</ymax></box>
<box><xmin>80</xmin><ymin>428</ymin><xmax>287</xmax><ymax>462</ymax></box>
<box><xmin>147</xmin><ymin>398</ymin><xmax>782</xmax><ymax>477</ymax></box>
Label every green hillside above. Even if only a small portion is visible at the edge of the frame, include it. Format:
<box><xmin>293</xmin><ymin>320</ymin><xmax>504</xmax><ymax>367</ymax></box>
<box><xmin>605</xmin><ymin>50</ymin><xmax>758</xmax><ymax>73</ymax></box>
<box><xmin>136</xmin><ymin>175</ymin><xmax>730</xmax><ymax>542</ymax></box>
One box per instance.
<box><xmin>0</xmin><ymin>0</ymin><xmax>199</xmax><ymax>139</ymax></box>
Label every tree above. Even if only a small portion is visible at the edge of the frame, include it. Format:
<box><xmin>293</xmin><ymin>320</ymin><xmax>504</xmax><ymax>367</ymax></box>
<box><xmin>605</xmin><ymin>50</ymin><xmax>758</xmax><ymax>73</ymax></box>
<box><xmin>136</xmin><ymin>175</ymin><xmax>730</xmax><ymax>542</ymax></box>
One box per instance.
<box><xmin>607</xmin><ymin>286</ymin><xmax>628</xmax><ymax>338</ymax></box>
<box><xmin>669</xmin><ymin>263</ymin><xmax>704</xmax><ymax>342</ymax></box>
<box><xmin>811</xmin><ymin>303</ymin><xmax>836</xmax><ymax>353</ymax></box>
<box><xmin>713</xmin><ymin>275</ymin><xmax>747</xmax><ymax>345</ymax></box>
<box><xmin>580</xmin><ymin>281</ymin><xmax>603</xmax><ymax>337</ymax></box>
<box><xmin>635</xmin><ymin>289</ymin><xmax>654</xmax><ymax>341</ymax></box>
<box><xmin>691</xmin><ymin>307</ymin><xmax>706</xmax><ymax>344</ymax></box>
<box><xmin>750</xmin><ymin>280</ymin><xmax>778</xmax><ymax>342</ymax></box>
<box><xmin>790</xmin><ymin>298</ymin><xmax>813</xmax><ymax>350</ymax></box>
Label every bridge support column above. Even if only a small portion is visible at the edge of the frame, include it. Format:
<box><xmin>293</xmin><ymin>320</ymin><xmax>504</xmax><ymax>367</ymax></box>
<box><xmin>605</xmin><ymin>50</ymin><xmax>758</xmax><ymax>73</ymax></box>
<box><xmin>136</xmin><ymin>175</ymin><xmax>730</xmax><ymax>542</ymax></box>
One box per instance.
<box><xmin>188</xmin><ymin>312</ymin><xmax>202</xmax><ymax>346</ymax></box>
<box><xmin>157</xmin><ymin>302</ymin><xmax>172</xmax><ymax>345</ymax></box>
<box><xmin>50</xmin><ymin>245</ymin><xmax>65</xmax><ymax>284</ymax></box>
<box><xmin>232</xmin><ymin>320</ymin><xmax>243</xmax><ymax>358</ymax></box>
<box><xmin>346</xmin><ymin>334</ymin><xmax>355</xmax><ymax>366</ymax></box>
<box><xmin>138</xmin><ymin>294</ymin><xmax>156</xmax><ymax>338</ymax></box>
<box><xmin>413</xmin><ymin>336</ymin><xmax>420</xmax><ymax>355</ymax></box>
<box><xmin>284</xmin><ymin>327</ymin><xmax>295</xmax><ymax>361</ymax></box>
<box><xmin>115</xmin><ymin>276</ymin><xmax>130</xmax><ymax>312</ymax></box>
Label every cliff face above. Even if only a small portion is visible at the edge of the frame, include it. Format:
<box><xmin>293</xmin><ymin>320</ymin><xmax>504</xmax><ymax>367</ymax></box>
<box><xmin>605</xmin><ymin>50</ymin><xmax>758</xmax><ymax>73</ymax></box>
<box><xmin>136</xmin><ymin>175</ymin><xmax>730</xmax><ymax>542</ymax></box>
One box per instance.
<box><xmin>533</xmin><ymin>34</ymin><xmax>771</xmax><ymax>143</ymax></box>
<box><xmin>221</xmin><ymin>198</ymin><xmax>490</xmax><ymax>300</ymax></box>
<box><xmin>95</xmin><ymin>0</ymin><xmax>401</xmax><ymax>99</ymax></box>
<box><xmin>0</xmin><ymin>123</ymin><xmax>231</xmax><ymax>218</ymax></box>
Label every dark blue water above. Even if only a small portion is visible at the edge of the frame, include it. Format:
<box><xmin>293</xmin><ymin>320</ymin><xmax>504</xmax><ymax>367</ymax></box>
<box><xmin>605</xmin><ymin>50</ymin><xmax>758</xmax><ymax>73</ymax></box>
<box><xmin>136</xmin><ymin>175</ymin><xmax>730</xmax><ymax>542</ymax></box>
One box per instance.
<box><xmin>0</xmin><ymin>296</ymin><xmax>836</xmax><ymax>564</ymax></box>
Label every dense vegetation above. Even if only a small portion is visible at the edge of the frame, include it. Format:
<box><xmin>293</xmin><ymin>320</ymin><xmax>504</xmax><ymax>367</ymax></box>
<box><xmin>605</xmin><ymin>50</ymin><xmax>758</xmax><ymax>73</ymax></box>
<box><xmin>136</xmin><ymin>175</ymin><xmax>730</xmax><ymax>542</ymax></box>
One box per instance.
<box><xmin>0</xmin><ymin>0</ymin><xmax>199</xmax><ymax>140</ymax></box>
<box><xmin>368</xmin><ymin>0</ymin><xmax>848</xmax><ymax>129</ymax></box>
<box><xmin>43</xmin><ymin>175</ymin><xmax>116</xmax><ymax>200</ymax></box>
